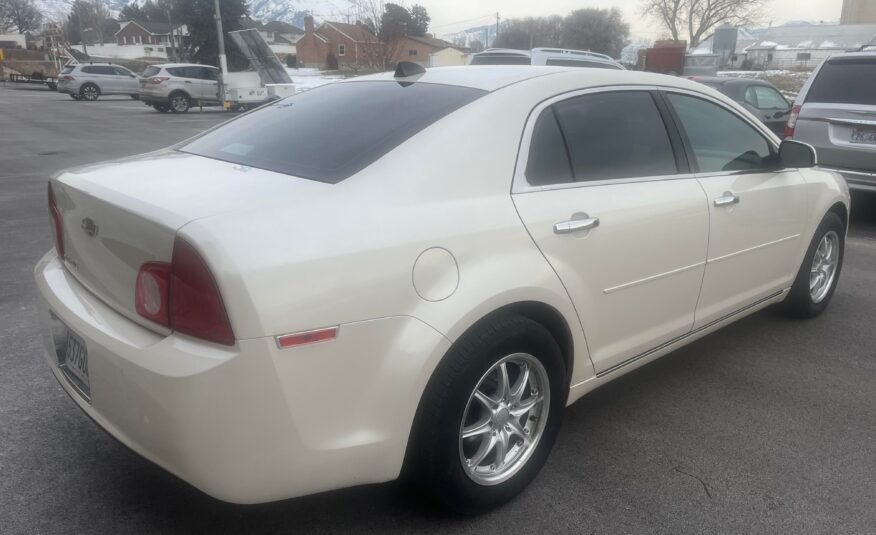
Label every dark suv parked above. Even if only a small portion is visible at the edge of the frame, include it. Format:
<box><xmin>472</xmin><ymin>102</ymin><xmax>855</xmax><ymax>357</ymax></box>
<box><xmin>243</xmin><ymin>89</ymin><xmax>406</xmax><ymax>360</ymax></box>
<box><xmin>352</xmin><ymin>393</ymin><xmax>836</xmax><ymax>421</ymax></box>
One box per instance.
<box><xmin>787</xmin><ymin>52</ymin><xmax>876</xmax><ymax>191</ymax></box>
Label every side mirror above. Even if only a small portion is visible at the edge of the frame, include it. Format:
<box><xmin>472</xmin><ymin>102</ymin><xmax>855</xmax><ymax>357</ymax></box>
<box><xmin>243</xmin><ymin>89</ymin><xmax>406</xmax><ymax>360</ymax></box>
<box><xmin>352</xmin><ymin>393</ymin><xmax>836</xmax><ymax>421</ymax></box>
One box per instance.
<box><xmin>779</xmin><ymin>139</ymin><xmax>817</xmax><ymax>169</ymax></box>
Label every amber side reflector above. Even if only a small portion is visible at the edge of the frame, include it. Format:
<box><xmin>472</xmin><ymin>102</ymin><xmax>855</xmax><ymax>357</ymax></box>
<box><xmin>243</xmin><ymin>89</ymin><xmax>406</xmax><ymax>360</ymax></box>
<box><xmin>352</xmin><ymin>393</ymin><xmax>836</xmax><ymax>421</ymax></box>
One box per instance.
<box><xmin>276</xmin><ymin>327</ymin><xmax>338</xmax><ymax>349</ymax></box>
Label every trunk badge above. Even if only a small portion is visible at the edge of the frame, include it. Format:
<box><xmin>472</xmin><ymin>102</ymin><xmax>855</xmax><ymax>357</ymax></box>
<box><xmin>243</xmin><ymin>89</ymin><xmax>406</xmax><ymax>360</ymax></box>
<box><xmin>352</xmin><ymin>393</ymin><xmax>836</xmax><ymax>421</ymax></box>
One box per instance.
<box><xmin>81</xmin><ymin>218</ymin><xmax>98</xmax><ymax>238</ymax></box>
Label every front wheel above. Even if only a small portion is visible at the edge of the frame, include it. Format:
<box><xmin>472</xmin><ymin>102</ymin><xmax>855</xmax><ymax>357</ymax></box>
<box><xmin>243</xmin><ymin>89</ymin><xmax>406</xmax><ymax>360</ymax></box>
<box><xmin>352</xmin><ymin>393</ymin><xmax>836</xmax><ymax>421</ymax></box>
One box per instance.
<box><xmin>406</xmin><ymin>314</ymin><xmax>566</xmax><ymax>514</ymax></box>
<box><xmin>781</xmin><ymin>211</ymin><xmax>845</xmax><ymax>318</ymax></box>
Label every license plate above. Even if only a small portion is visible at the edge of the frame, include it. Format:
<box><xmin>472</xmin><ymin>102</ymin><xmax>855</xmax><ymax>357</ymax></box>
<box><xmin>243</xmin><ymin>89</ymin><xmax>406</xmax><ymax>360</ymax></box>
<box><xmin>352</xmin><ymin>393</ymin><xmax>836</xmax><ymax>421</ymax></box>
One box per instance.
<box><xmin>851</xmin><ymin>127</ymin><xmax>876</xmax><ymax>145</ymax></box>
<box><xmin>58</xmin><ymin>325</ymin><xmax>91</xmax><ymax>400</ymax></box>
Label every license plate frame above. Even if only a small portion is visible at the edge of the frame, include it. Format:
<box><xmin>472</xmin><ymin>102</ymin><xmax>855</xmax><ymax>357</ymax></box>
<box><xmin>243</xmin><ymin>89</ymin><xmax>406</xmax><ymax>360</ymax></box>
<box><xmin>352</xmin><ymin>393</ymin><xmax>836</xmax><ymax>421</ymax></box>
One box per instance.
<box><xmin>850</xmin><ymin>127</ymin><xmax>876</xmax><ymax>145</ymax></box>
<box><xmin>55</xmin><ymin>320</ymin><xmax>91</xmax><ymax>401</ymax></box>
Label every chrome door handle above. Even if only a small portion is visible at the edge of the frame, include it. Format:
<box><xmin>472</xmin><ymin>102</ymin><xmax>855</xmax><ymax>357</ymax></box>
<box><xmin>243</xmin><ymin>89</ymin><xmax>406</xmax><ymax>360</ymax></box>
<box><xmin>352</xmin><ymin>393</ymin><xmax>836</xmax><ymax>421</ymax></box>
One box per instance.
<box><xmin>714</xmin><ymin>192</ymin><xmax>739</xmax><ymax>207</ymax></box>
<box><xmin>553</xmin><ymin>217</ymin><xmax>599</xmax><ymax>234</ymax></box>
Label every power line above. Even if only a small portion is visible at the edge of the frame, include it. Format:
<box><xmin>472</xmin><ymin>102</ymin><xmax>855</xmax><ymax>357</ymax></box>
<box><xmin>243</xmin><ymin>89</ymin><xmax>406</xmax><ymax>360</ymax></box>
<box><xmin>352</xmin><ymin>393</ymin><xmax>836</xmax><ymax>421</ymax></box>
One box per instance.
<box><xmin>430</xmin><ymin>13</ymin><xmax>497</xmax><ymax>30</ymax></box>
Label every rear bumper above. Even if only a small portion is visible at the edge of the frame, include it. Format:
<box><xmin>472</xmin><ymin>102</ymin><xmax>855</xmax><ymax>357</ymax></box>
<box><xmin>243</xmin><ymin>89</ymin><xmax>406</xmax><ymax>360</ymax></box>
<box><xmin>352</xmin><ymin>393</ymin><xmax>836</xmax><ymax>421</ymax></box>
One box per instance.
<box><xmin>34</xmin><ymin>250</ymin><xmax>451</xmax><ymax>503</ymax></box>
<box><xmin>819</xmin><ymin>167</ymin><xmax>876</xmax><ymax>192</ymax></box>
<box><xmin>137</xmin><ymin>88</ymin><xmax>169</xmax><ymax>105</ymax></box>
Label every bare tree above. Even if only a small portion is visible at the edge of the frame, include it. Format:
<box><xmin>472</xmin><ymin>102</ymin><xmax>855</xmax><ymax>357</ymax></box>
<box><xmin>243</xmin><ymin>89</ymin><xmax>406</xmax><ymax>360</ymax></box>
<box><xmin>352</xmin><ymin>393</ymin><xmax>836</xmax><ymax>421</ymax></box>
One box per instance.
<box><xmin>641</xmin><ymin>0</ymin><xmax>763</xmax><ymax>47</ymax></box>
<box><xmin>1</xmin><ymin>0</ymin><xmax>44</xmax><ymax>33</ymax></box>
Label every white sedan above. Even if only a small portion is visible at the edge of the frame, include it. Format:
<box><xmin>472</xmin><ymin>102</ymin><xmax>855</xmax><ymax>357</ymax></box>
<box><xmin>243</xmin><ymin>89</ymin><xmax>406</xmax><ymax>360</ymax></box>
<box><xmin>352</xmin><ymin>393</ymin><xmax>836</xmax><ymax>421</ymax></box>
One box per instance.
<box><xmin>35</xmin><ymin>64</ymin><xmax>849</xmax><ymax>513</ymax></box>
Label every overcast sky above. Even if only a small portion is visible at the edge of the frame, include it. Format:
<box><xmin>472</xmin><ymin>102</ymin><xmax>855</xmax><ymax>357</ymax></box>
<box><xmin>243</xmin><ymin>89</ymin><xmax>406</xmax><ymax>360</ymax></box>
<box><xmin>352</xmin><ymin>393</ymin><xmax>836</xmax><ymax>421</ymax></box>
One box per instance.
<box><xmin>422</xmin><ymin>0</ymin><xmax>846</xmax><ymax>39</ymax></box>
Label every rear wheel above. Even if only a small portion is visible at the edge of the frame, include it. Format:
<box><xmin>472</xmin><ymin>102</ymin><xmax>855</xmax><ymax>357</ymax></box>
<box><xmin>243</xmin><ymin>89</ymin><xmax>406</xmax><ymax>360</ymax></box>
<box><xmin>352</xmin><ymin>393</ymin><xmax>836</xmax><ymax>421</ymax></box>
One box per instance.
<box><xmin>169</xmin><ymin>92</ymin><xmax>190</xmax><ymax>113</ymax></box>
<box><xmin>79</xmin><ymin>83</ymin><xmax>100</xmax><ymax>101</ymax></box>
<box><xmin>70</xmin><ymin>94</ymin><xmax>81</xmax><ymax>100</ymax></box>
<box><xmin>406</xmin><ymin>314</ymin><xmax>566</xmax><ymax>514</ymax></box>
<box><xmin>781</xmin><ymin>211</ymin><xmax>844</xmax><ymax>318</ymax></box>
<box><xmin>130</xmin><ymin>94</ymin><xmax>139</xmax><ymax>100</ymax></box>
<box><xmin>152</xmin><ymin>104</ymin><xmax>170</xmax><ymax>113</ymax></box>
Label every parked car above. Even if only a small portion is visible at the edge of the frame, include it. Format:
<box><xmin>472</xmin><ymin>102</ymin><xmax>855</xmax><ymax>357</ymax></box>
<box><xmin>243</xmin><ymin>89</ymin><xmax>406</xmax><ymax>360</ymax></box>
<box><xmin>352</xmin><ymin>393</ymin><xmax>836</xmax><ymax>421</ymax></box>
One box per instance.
<box><xmin>138</xmin><ymin>63</ymin><xmax>221</xmax><ymax>113</ymax></box>
<box><xmin>688</xmin><ymin>76</ymin><xmax>792</xmax><ymax>136</ymax></box>
<box><xmin>56</xmin><ymin>63</ymin><xmax>140</xmax><ymax>101</ymax></box>
<box><xmin>470</xmin><ymin>47</ymin><xmax>625</xmax><ymax>69</ymax></box>
<box><xmin>786</xmin><ymin>51</ymin><xmax>876</xmax><ymax>192</ymax></box>
<box><xmin>36</xmin><ymin>65</ymin><xmax>849</xmax><ymax>514</ymax></box>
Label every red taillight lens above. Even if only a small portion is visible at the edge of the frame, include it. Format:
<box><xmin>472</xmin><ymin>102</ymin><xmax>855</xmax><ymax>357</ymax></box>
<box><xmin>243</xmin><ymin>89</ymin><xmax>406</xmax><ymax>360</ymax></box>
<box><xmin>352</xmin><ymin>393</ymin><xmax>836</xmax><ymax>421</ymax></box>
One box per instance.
<box><xmin>784</xmin><ymin>104</ymin><xmax>801</xmax><ymax>138</ymax></box>
<box><xmin>47</xmin><ymin>183</ymin><xmax>64</xmax><ymax>258</ymax></box>
<box><xmin>150</xmin><ymin>76</ymin><xmax>170</xmax><ymax>84</ymax></box>
<box><xmin>135</xmin><ymin>238</ymin><xmax>234</xmax><ymax>345</ymax></box>
<box><xmin>62</xmin><ymin>75</ymin><xmax>75</xmax><ymax>81</ymax></box>
<box><xmin>135</xmin><ymin>262</ymin><xmax>171</xmax><ymax>326</ymax></box>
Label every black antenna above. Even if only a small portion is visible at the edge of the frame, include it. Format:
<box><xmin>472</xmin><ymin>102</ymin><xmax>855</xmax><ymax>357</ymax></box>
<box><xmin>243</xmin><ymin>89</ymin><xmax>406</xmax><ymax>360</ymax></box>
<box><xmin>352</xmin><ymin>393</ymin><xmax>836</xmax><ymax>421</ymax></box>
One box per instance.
<box><xmin>394</xmin><ymin>61</ymin><xmax>426</xmax><ymax>78</ymax></box>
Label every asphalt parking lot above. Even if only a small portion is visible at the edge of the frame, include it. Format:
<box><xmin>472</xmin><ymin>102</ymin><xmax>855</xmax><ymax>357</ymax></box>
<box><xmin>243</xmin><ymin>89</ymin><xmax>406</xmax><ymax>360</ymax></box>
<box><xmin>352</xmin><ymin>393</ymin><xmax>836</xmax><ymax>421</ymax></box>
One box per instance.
<box><xmin>1</xmin><ymin>85</ymin><xmax>874</xmax><ymax>534</ymax></box>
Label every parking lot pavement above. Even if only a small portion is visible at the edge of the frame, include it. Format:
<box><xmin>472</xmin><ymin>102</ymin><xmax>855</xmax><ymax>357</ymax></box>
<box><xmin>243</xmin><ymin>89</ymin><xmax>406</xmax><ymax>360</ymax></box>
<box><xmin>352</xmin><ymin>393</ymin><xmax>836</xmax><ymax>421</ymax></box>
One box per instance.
<box><xmin>1</xmin><ymin>86</ymin><xmax>875</xmax><ymax>534</ymax></box>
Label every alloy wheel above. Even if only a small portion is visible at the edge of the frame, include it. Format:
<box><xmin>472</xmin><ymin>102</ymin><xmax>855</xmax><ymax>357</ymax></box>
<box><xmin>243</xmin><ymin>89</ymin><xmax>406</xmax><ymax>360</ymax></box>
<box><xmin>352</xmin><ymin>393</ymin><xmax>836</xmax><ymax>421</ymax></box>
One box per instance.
<box><xmin>171</xmin><ymin>95</ymin><xmax>189</xmax><ymax>112</ymax></box>
<box><xmin>810</xmin><ymin>230</ymin><xmax>839</xmax><ymax>304</ymax></box>
<box><xmin>81</xmin><ymin>85</ymin><xmax>98</xmax><ymax>101</ymax></box>
<box><xmin>459</xmin><ymin>353</ymin><xmax>550</xmax><ymax>486</ymax></box>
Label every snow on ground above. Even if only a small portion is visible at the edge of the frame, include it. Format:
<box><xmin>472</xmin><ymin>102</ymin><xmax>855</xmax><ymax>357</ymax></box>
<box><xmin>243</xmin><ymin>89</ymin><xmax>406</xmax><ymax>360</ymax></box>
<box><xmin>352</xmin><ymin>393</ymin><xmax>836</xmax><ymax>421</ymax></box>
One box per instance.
<box><xmin>285</xmin><ymin>68</ymin><xmax>347</xmax><ymax>92</ymax></box>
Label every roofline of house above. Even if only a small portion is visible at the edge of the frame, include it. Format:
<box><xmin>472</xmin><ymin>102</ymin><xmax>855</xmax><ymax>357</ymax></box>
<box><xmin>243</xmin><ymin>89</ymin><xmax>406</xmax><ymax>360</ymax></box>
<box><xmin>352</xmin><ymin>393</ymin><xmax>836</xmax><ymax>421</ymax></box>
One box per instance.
<box><xmin>113</xmin><ymin>20</ymin><xmax>180</xmax><ymax>37</ymax></box>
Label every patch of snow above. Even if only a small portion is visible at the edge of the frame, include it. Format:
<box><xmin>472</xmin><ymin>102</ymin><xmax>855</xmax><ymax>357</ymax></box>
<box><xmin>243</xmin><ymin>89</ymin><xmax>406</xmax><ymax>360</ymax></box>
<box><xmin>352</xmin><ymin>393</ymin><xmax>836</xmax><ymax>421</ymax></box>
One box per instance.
<box><xmin>285</xmin><ymin>68</ymin><xmax>346</xmax><ymax>92</ymax></box>
<box><xmin>818</xmin><ymin>40</ymin><xmax>839</xmax><ymax>48</ymax></box>
<box><xmin>797</xmin><ymin>40</ymin><xmax>814</xmax><ymax>48</ymax></box>
<box><xmin>758</xmin><ymin>41</ymin><xmax>778</xmax><ymax>47</ymax></box>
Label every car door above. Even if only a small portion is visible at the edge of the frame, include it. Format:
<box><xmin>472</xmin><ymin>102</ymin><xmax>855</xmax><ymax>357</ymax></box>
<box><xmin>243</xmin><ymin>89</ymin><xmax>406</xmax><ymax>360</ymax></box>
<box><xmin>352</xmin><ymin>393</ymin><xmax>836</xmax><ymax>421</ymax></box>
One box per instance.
<box><xmin>168</xmin><ymin>67</ymin><xmax>201</xmax><ymax>99</ymax></box>
<box><xmin>81</xmin><ymin>66</ymin><xmax>114</xmax><ymax>93</ymax></box>
<box><xmin>746</xmin><ymin>85</ymin><xmax>791</xmax><ymax>136</ymax></box>
<box><xmin>194</xmin><ymin>66</ymin><xmax>220</xmax><ymax>102</ymax></box>
<box><xmin>113</xmin><ymin>66</ymin><xmax>140</xmax><ymax>94</ymax></box>
<box><xmin>512</xmin><ymin>89</ymin><xmax>710</xmax><ymax>374</ymax></box>
<box><xmin>664</xmin><ymin>91</ymin><xmax>809</xmax><ymax>329</ymax></box>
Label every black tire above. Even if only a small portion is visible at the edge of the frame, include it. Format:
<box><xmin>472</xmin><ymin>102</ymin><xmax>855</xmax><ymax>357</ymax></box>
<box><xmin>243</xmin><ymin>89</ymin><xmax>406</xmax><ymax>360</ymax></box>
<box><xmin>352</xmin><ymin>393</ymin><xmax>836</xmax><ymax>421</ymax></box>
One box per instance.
<box><xmin>405</xmin><ymin>313</ymin><xmax>566</xmax><ymax>514</ymax></box>
<box><xmin>130</xmin><ymin>94</ymin><xmax>139</xmax><ymax>100</ymax></box>
<box><xmin>152</xmin><ymin>104</ymin><xmax>170</xmax><ymax>113</ymax></box>
<box><xmin>168</xmin><ymin>92</ymin><xmax>190</xmax><ymax>113</ymax></box>
<box><xmin>79</xmin><ymin>83</ymin><xmax>100</xmax><ymax>101</ymax></box>
<box><xmin>70</xmin><ymin>94</ymin><xmax>81</xmax><ymax>100</ymax></box>
<box><xmin>781</xmin><ymin>211</ymin><xmax>845</xmax><ymax>318</ymax></box>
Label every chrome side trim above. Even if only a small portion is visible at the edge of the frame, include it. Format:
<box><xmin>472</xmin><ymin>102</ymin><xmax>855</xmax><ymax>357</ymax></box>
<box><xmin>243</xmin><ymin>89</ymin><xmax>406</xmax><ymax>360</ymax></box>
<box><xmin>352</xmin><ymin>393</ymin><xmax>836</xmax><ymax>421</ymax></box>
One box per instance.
<box><xmin>707</xmin><ymin>234</ymin><xmax>800</xmax><ymax>264</ymax></box>
<box><xmin>596</xmin><ymin>289</ymin><xmax>785</xmax><ymax>378</ymax></box>
<box><xmin>827</xmin><ymin>117</ymin><xmax>876</xmax><ymax>127</ymax></box>
<box><xmin>820</xmin><ymin>166</ymin><xmax>876</xmax><ymax>179</ymax></box>
<box><xmin>603</xmin><ymin>261</ymin><xmax>705</xmax><ymax>295</ymax></box>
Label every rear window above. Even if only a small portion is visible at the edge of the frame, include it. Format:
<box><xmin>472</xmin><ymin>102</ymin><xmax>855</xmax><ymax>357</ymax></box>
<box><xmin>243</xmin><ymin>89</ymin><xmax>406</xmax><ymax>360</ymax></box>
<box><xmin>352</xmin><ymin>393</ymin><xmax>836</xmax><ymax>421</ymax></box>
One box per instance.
<box><xmin>545</xmin><ymin>59</ymin><xmax>620</xmax><ymax>69</ymax></box>
<box><xmin>180</xmin><ymin>81</ymin><xmax>486</xmax><ymax>183</ymax></box>
<box><xmin>470</xmin><ymin>55</ymin><xmax>530</xmax><ymax>66</ymax></box>
<box><xmin>807</xmin><ymin>58</ymin><xmax>876</xmax><ymax>105</ymax></box>
<box><xmin>142</xmin><ymin>66</ymin><xmax>161</xmax><ymax>77</ymax></box>
<box><xmin>60</xmin><ymin>66</ymin><xmax>74</xmax><ymax>75</ymax></box>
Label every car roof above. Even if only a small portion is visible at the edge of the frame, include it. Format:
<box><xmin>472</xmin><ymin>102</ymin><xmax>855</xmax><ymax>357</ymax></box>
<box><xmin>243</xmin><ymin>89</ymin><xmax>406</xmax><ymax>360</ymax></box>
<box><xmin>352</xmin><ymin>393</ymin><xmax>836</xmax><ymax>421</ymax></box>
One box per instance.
<box><xmin>826</xmin><ymin>51</ymin><xmax>876</xmax><ymax>61</ymax></box>
<box><xmin>153</xmin><ymin>63</ymin><xmax>219</xmax><ymax>68</ymax></box>
<box><xmin>353</xmin><ymin>65</ymin><xmax>710</xmax><ymax>93</ymax></box>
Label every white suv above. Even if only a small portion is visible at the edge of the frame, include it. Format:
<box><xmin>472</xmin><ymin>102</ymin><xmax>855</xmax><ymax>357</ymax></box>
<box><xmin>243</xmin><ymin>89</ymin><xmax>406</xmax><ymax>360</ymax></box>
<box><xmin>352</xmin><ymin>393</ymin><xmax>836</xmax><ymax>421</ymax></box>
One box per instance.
<box><xmin>138</xmin><ymin>63</ymin><xmax>221</xmax><ymax>113</ymax></box>
<box><xmin>56</xmin><ymin>63</ymin><xmax>140</xmax><ymax>101</ymax></box>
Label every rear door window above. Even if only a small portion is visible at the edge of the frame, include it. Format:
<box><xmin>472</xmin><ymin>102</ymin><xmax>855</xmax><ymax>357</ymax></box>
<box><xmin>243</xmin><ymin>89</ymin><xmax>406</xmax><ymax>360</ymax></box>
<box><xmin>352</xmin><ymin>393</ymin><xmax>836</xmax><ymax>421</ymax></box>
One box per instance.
<box><xmin>167</xmin><ymin>67</ymin><xmax>189</xmax><ymax>78</ymax></box>
<box><xmin>667</xmin><ymin>93</ymin><xmax>773</xmax><ymax>173</ymax></box>
<box><xmin>549</xmin><ymin>91</ymin><xmax>677</xmax><ymax>182</ymax></box>
<box><xmin>526</xmin><ymin>109</ymin><xmax>574</xmax><ymax>185</ymax></box>
<box><xmin>753</xmin><ymin>86</ymin><xmax>788</xmax><ymax>109</ymax></box>
<box><xmin>806</xmin><ymin>58</ymin><xmax>876</xmax><ymax>105</ymax></box>
<box><xmin>60</xmin><ymin>66</ymin><xmax>74</xmax><ymax>75</ymax></box>
<box><xmin>181</xmin><ymin>81</ymin><xmax>486</xmax><ymax>183</ymax></box>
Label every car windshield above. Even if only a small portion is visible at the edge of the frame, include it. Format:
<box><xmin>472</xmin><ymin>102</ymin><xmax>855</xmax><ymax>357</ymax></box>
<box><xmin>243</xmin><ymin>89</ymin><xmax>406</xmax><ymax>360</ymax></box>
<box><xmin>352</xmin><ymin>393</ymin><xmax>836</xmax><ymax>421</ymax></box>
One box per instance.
<box><xmin>807</xmin><ymin>58</ymin><xmax>876</xmax><ymax>105</ymax></box>
<box><xmin>180</xmin><ymin>81</ymin><xmax>486</xmax><ymax>183</ymax></box>
<box><xmin>470</xmin><ymin>55</ymin><xmax>530</xmax><ymax>65</ymax></box>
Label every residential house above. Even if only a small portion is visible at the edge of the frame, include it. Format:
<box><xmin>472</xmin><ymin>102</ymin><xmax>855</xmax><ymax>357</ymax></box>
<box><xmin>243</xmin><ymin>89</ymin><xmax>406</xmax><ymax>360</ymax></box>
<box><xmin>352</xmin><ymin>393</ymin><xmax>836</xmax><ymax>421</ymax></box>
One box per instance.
<box><xmin>392</xmin><ymin>34</ymin><xmax>470</xmax><ymax>67</ymax></box>
<box><xmin>296</xmin><ymin>16</ymin><xmax>381</xmax><ymax>70</ymax></box>
<box><xmin>115</xmin><ymin>21</ymin><xmax>187</xmax><ymax>47</ymax></box>
<box><xmin>696</xmin><ymin>22</ymin><xmax>876</xmax><ymax>70</ymax></box>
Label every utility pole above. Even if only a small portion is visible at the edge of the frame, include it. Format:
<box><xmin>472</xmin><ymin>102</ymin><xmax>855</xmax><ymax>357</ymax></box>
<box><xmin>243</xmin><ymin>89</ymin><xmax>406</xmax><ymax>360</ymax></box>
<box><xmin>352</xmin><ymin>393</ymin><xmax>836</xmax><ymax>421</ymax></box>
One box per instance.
<box><xmin>495</xmin><ymin>12</ymin><xmax>499</xmax><ymax>47</ymax></box>
<box><xmin>76</xmin><ymin>1</ymin><xmax>88</xmax><ymax>58</ymax></box>
<box><xmin>213</xmin><ymin>0</ymin><xmax>227</xmax><ymax>103</ymax></box>
<box><xmin>167</xmin><ymin>0</ymin><xmax>176</xmax><ymax>62</ymax></box>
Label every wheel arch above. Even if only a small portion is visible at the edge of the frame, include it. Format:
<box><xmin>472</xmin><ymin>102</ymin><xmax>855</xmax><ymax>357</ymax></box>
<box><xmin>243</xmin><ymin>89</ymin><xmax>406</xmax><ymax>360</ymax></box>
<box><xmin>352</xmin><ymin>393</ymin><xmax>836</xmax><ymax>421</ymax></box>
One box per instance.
<box><xmin>168</xmin><ymin>89</ymin><xmax>192</xmax><ymax>100</ymax></box>
<box><xmin>827</xmin><ymin>201</ymin><xmax>848</xmax><ymax>230</ymax></box>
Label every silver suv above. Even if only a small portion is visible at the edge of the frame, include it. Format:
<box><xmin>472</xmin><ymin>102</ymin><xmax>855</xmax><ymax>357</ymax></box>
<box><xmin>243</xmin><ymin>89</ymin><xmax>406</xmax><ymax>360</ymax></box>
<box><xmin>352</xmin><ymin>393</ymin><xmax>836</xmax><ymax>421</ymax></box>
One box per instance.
<box><xmin>469</xmin><ymin>48</ymin><xmax>624</xmax><ymax>70</ymax></box>
<box><xmin>56</xmin><ymin>63</ymin><xmax>140</xmax><ymax>101</ymax></box>
<box><xmin>787</xmin><ymin>52</ymin><xmax>876</xmax><ymax>191</ymax></box>
<box><xmin>138</xmin><ymin>63</ymin><xmax>221</xmax><ymax>113</ymax></box>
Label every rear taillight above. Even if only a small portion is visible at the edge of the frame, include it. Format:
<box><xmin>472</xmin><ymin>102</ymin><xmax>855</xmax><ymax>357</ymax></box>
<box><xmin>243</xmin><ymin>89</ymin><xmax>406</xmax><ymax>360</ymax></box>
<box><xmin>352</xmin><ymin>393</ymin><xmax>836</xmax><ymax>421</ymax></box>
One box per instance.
<box><xmin>62</xmin><ymin>75</ymin><xmax>75</xmax><ymax>81</ymax></box>
<box><xmin>784</xmin><ymin>104</ymin><xmax>801</xmax><ymax>138</ymax></box>
<box><xmin>47</xmin><ymin>183</ymin><xmax>64</xmax><ymax>258</ymax></box>
<box><xmin>135</xmin><ymin>238</ymin><xmax>235</xmax><ymax>345</ymax></box>
<box><xmin>150</xmin><ymin>76</ymin><xmax>170</xmax><ymax>84</ymax></box>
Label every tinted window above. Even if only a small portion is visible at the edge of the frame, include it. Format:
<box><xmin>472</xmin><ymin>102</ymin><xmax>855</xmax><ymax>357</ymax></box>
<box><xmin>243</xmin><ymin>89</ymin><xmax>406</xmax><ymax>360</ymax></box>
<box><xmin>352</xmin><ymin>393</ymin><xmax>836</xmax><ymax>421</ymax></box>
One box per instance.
<box><xmin>142</xmin><ymin>66</ymin><xmax>161</xmax><ymax>77</ymax></box>
<box><xmin>668</xmin><ymin>93</ymin><xmax>773</xmax><ymax>173</ymax></box>
<box><xmin>526</xmin><ymin>109</ymin><xmax>573</xmax><ymax>185</ymax></box>
<box><xmin>545</xmin><ymin>59</ymin><xmax>620</xmax><ymax>69</ymax></box>
<box><xmin>113</xmin><ymin>67</ymin><xmax>133</xmax><ymax>77</ymax></box>
<box><xmin>807</xmin><ymin>59</ymin><xmax>876</xmax><ymax>105</ymax></box>
<box><xmin>200</xmin><ymin>68</ymin><xmax>219</xmax><ymax>81</ymax></box>
<box><xmin>60</xmin><ymin>66</ymin><xmax>74</xmax><ymax>75</ymax></box>
<box><xmin>181</xmin><ymin>81</ymin><xmax>485</xmax><ymax>183</ymax></box>
<box><xmin>81</xmin><ymin>66</ymin><xmax>113</xmax><ymax>75</ymax></box>
<box><xmin>753</xmin><ymin>86</ymin><xmax>787</xmax><ymax>109</ymax></box>
<box><xmin>470</xmin><ymin>55</ymin><xmax>530</xmax><ymax>65</ymax></box>
<box><xmin>551</xmin><ymin>91</ymin><xmax>677</xmax><ymax>181</ymax></box>
<box><xmin>167</xmin><ymin>67</ymin><xmax>188</xmax><ymax>77</ymax></box>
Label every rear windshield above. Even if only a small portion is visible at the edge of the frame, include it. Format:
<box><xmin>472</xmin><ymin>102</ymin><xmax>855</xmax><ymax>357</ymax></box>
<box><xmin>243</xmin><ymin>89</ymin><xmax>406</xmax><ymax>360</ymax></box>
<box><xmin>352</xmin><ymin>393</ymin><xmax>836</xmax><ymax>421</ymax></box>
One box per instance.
<box><xmin>470</xmin><ymin>55</ymin><xmax>530</xmax><ymax>66</ymax></box>
<box><xmin>180</xmin><ymin>81</ymin><xmax>486</xmax><ymax>183</ymax></box>
<box><xmin>60</xmin><ymin>66</ymin><xmax>74</xmax><ymax>75</ymax></box>
<box><xmin>807</xmin><ymin>58</ymin><xmax>876</xmax><ymax>105</ymax></box>
<box><xmin>142</xmin><ymin>66</ymin><xmax>161</xmax><ymax>77</ymax></box>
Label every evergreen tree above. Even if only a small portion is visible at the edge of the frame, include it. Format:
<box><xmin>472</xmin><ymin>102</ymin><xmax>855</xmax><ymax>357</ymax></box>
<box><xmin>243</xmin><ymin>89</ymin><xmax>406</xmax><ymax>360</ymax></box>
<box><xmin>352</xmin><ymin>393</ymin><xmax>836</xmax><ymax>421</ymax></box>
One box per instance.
<box><xmin>175</xmin><ymin>0</ymin><xmax>248</xmax><ymax>69</ymax></box>
<box><xmin>409</xmin><ymin>4</ymin><xmax>429</xmax><ymax>36</ymax></box>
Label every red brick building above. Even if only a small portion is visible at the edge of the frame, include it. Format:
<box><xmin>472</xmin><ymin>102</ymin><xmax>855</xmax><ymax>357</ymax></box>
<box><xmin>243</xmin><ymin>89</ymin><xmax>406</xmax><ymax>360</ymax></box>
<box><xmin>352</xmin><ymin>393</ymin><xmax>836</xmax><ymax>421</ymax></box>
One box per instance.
<box><xmin>295</xmin><ymin>16</ymin><xmax>381</xmax><ymax>70</ymax></box>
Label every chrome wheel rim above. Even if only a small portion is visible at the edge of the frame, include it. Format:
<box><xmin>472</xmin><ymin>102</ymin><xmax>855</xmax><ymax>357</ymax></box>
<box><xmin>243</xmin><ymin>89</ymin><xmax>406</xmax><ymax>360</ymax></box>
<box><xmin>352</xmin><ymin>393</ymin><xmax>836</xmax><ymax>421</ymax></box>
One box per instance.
<box><xmin>810</xmin><ymin>230</ymin><xmax>839</xmax><ymax>304</ymax></box>
<box><xmin>82</xmin><ymin>86</ymin><xmax>97</xmax><ymax>100</ymax></box>
<box><xmin>171</xmin><ymin>95</ymin><xmax>188</xmax><ymax>111</ymax></box>
<box><xmin>459</xmin><ymin>353</ymin><xmax>550</xmax><ymax>486</ymax></box>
